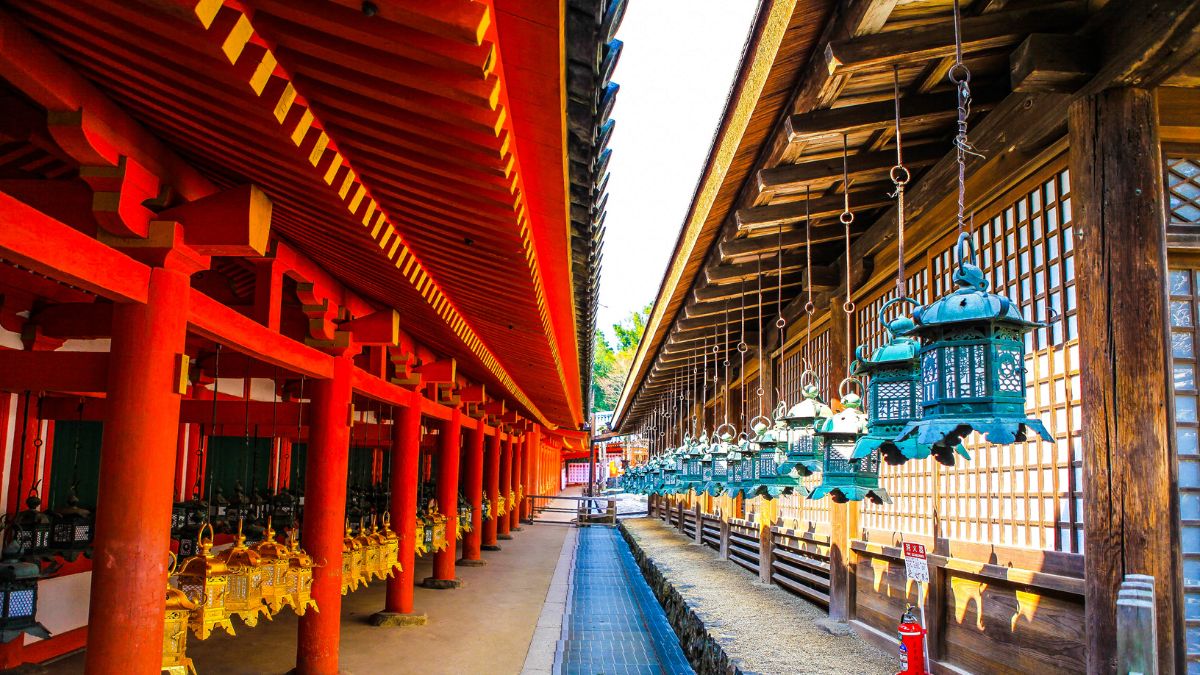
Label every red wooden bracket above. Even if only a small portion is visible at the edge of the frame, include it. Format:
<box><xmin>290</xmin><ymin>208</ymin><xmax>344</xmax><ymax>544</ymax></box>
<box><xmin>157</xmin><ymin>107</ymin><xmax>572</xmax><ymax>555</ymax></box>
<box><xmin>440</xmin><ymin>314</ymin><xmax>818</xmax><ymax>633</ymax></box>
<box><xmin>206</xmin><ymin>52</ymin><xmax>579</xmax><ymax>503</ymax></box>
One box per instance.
<box><xmin>80</xmin><ymin>155</ymin><xmax>160</xmax><ymax>238</ymax></box>
<box><xmin>157</xmin><ymin>184</ymin><xmax>272</xmax><ymax>257</ymax></box>
<box><xmin>344</xmin><ymin>309</ymin><xmax>399</xmax><ymax>346</ymax></box>
<box><xmin>414</xmin><ymin>358</ymin><xmax>456</xmax><ymax>384</ymax></box>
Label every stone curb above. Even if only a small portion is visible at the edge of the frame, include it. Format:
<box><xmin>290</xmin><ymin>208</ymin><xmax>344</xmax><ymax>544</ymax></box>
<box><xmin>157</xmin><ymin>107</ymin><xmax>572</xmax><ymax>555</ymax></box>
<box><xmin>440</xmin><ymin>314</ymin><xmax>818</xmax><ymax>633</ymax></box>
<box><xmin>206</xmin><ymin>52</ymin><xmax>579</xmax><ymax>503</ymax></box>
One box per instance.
<box><xmin>618</xmin><ymin>521</ymin><xmax>744</xmax><ymax>675</ymax></box>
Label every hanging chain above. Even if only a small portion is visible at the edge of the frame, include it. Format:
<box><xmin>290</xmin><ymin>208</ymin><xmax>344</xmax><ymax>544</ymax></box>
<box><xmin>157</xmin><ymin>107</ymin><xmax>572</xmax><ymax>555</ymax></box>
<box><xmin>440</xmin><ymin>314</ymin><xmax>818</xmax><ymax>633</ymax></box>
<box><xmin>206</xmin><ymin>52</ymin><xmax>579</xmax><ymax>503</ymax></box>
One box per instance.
<box><xmin>891</xmin><ymin>65</ymin><xmax>910</xmax><ymax>299</ymax></box>
<box><xmin>841</xmin><ymin>134</ymin><xmax>856</xmax><ymax>372</ymax></box>
<box><xmin>804</xmin><ymin>186</ymin><xmax>815</xmax><ymax>368</ymax></box>
<box><xmin>949</xmin><ymin>0</ymin><xmax>981</xmax><ymax>237</ymax></box>
<box><xmin>775</xmin><ymin>218</ymin><xmax>786</xmax><ymax>405</ymax></box>
<box><xmin>755</xmin><ymin>257</ymin><xmax>765</xmax><ymax>416</ymax></box>
<box><xmin>206</xmin><ymin>344</ymin><xmax>222</xmax><ymax>502</ymax></box>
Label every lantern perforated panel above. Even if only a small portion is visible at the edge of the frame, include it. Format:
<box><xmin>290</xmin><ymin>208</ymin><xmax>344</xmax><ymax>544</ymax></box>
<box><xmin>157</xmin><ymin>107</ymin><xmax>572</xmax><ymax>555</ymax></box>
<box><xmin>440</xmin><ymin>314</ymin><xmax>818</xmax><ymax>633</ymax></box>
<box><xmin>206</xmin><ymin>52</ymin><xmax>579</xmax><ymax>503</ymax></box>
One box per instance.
<box><xmin>858</xmin><ymin>163</ymin><xmax>1082</xmax><ymax>552</ymax></box>
<box><xmin>7</xmin><ymin>589</ymin><xmax>34</xmax><ymax>618</ymax></box>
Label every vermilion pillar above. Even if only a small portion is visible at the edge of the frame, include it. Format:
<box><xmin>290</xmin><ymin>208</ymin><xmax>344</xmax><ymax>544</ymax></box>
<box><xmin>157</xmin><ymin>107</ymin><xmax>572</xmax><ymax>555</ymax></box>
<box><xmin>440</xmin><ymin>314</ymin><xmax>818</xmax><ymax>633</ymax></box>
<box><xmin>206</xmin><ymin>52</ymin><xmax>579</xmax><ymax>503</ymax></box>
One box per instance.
<box><xmin>482</xmin><ymin>430</ymin><xmax>501</xmax><ymax>550</ymax></box>
<box><xmin>498</xmin><ymin>434</ymin><xmax>512</xmax><ymax>539</ymax></box>
<box><xmin>296</xmin><ymin>356</ymin><xmax>353</xmax><ymax>675</ymax></box>
<box><xmin>374</xmin><ymin>395</ymin><xmax>423</xmax><ymax>624</ymax></box>
<box><xmin>425</xmin><ymin>410</ymin><xmax>463</xmax><ymax>587</ymax></box>
<box><xmin>510</xmin><ymin>433</ymin><xmax>523</xmax><ymax>531</ymax></box>
<box><xmin>459</xmin><ymin>424</ymin><xmax>485</xmax><ymax>565</ymax></box>
<box><xmin>85</xmin><ymin>268</ymin><xmax>189</xmax><ymax>675</ymax></box>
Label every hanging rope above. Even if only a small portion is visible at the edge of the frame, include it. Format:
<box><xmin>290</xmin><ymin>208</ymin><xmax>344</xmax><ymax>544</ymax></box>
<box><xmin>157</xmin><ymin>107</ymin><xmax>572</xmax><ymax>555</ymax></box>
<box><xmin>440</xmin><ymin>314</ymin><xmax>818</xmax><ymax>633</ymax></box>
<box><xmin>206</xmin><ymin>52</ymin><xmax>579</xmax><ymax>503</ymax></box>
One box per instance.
<box><xmin>891</xmin><ymin>65</ymin><xmax>910</xmax><ymax>299</ymax></box>
<box><xmin>14</xmin><ymin>391</ymin><xmax>31</xmax><ymax>518</ymax></box>
<box><xmin>295</xmin><ymin>374</ymin><xmax>305</xmax><ymax>492</ymax></box>
<box><xmin>841</xmin><ymin>134</ymin><xmax>856</xmax><ymax>371</ymax></box>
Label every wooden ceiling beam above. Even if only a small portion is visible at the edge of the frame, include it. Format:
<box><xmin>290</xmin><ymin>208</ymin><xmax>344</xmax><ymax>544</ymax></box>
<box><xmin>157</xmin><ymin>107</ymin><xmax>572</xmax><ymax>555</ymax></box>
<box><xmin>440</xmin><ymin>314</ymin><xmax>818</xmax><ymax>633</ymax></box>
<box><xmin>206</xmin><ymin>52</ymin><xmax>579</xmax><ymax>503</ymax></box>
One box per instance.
<box><xmin>705</xmin><ymin>254</ymin><xmax>806</xmax><ymax>284</ymax></box>
<box><xmin>736</xmin><ymin>190</ymin><xmax>891</xmax><ymax>230</ymax></box>
<box><xmin>757</xmin><ymin>144</ymin><xmax>942</xmax><ymax>201</ymax></box>
<box><xmin>693</xmin><ymin>273</ymin><xmax>806</xmax><ymax>302</ymax></box>
<box><xmin>720</xmin><ymin>221</ymin><xmax>867</xmax><ymax>259</ymax></box>
<box><xmin>824</xmin><ymin>3</ymin><xmax>1085</xmax><ymax>75</ymax></box>
<box><xmin>784</xmin><ymin>86</ymin><xmax>1004</xmax><ymax>145</ymax></box>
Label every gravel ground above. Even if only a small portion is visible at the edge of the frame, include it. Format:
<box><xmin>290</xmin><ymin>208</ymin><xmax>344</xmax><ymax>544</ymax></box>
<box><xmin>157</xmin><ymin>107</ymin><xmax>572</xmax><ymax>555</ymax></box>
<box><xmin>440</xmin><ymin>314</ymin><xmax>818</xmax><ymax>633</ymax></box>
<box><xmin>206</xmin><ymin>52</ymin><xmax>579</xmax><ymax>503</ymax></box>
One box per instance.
<box><xmin>623</xmin><ymin>517</ymin><xmax>894</xmax><ymax>675</ymax></box>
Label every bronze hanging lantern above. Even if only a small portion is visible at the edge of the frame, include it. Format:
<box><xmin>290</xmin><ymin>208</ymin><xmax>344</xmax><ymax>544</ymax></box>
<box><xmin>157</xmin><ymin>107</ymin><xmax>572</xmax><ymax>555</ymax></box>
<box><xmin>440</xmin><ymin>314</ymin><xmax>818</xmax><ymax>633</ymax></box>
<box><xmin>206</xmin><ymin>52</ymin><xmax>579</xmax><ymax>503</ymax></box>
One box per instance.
<box><xmin>341</xmin><ymin>524</ymin><xmax>364</xmax><ymax>595</ymax></box>
<box><xmin>896</xmin><ymin>234</ymin><xmax>1052</xmax><ymax>452</ymax></box>
<box><xmin>49</xmin><ymin>486</ymin><xmax>92</xmax><ymax>556</ymax></box>
<box><xmin>779</xmin><ymin>376</ymin><xmax>833</xmax><ymax>478</ymax></box>
<box><xmin>810</xmin><ymin>379</ymin><xmax>890</xmax><ymax>504</ymax></box>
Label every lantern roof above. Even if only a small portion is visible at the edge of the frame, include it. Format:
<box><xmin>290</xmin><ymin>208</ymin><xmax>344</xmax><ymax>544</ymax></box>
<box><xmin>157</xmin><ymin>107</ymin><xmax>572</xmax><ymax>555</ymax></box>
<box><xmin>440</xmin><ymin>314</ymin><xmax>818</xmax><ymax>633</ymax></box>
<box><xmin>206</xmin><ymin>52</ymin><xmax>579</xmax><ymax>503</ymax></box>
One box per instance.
<box><xmin>912</xmin><ymin>259</ymin><xmax>1040</xmax><ymax>330</ymax></box>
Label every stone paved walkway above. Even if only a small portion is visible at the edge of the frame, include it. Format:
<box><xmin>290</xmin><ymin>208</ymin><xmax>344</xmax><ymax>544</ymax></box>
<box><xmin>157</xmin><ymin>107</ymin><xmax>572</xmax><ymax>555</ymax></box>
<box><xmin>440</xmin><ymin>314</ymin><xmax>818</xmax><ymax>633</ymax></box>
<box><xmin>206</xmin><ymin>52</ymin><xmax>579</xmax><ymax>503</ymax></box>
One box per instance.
<box><xmin>554</xmin><ymin>527</ymin><xmax>693</xmax><ymax>675</ymax></box>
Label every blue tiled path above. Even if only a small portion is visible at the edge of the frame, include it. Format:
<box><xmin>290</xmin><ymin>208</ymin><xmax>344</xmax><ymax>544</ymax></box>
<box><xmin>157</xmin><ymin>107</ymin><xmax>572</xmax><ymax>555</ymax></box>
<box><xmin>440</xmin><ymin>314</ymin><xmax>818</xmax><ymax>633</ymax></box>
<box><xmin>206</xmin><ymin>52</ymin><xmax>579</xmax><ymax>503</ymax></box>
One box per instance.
<box><xmin>554</xmin><ymin>527</ymin><xmax>693</xmax><ymax>675</ymax></box>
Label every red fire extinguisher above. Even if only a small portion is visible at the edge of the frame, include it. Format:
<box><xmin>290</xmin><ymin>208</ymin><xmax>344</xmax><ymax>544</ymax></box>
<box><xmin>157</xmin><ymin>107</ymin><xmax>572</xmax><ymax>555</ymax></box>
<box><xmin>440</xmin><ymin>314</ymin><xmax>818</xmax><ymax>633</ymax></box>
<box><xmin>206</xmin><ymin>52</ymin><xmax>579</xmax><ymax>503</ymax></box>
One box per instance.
<box><xmin>896</xmin><ymin>604</ymin><xmax>929</xmax><ymax>675</ymax></box>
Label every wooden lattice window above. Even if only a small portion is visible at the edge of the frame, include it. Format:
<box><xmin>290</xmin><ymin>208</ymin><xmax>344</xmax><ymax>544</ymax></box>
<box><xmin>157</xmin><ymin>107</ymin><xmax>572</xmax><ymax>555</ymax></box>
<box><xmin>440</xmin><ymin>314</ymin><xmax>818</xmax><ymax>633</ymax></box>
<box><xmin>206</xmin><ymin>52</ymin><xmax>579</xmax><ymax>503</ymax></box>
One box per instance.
<box><xmin>855</xmin><ymin>163</ymin><xmax>1081</xmax><ymax>552</ymax></box>
<box><xmin>1169</xmin><ymin>157</ymin><xmax>1200</xmax><ymax>225</ymax></box>
<box><xmin>1168</xmin><ymin>268</ymin><xmax>1200</xmax><ymax>664</ymax></box>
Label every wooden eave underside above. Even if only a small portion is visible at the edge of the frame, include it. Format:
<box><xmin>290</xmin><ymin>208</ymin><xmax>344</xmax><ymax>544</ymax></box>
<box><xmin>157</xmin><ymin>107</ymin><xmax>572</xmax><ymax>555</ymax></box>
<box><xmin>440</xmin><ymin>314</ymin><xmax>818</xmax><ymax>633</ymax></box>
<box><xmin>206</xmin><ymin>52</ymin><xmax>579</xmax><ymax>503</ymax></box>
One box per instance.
<box><xmin>615</xmin><ymin>0</ymin><xmax>1200</xmax><ymax>431</ymax></box>
<box><xmin>3</xmin><ymin>0</ymin><xmax>584</xmax><ymax>427</ymax></box>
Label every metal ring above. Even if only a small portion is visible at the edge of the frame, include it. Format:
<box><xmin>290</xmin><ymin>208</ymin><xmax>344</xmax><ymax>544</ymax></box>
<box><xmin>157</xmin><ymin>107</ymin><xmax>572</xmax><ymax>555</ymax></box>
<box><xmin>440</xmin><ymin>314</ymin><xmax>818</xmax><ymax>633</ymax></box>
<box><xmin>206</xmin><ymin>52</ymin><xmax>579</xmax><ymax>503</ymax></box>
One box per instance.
<box><xmin>737</xmin><ymin>341</ymin><xmax>748</xmax><ymax>353</ymax></box>
<box><xmin>803</xmin><ymin>301</ymin><xmax>815</xmax><ymax>315</ymax></box>
<box><xmin>843</xmin><ymin>301</ymin><xmax>856</xmax><ymax>314</ymax></box>
<box><xmin>947</xmin><ymin>63</ymin><xmax>971</xmax><ymax>84</ymax></box>
<box><xmin>890</xmin><ymin>165</ymin><xmax>910</xmax><ymax>185</ymax></box>
<box><xmin>839</xmin><ymin>377</ymin><xmax>864</xmax><ymax>399</ymax></box>
<box><xmin>756</xmin><ymin>388</ymin><xmax>765</xmax><ymax>397</ymax></box>
<box><xmin>775</xmin><ymin>316</ymin><xmax>786</xmax><ymax>329</ymax></box>
<box><xmin>839</xmin><ymin>211</ymin><xmax>855</xmax><ymax>225</ymax></box>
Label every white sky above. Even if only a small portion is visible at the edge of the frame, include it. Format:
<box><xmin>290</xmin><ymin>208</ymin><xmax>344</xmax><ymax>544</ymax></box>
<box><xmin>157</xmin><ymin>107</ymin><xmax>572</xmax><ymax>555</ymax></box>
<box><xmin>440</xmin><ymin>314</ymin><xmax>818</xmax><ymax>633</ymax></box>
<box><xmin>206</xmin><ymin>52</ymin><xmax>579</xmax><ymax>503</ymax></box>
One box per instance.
<box><xmin>597</xmin><ymin>0</ymin><xmax>760</xmax><ymax>343</ymax></box>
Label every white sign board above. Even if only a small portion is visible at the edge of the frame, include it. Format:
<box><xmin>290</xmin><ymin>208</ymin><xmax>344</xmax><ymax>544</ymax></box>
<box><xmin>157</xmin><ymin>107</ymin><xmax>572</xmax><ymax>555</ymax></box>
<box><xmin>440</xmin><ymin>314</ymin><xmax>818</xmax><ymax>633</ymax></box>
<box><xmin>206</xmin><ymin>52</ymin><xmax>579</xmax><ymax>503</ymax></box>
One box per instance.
<box><xmin>903</xmin><ymin>542</ymin><xmax>929</xmax><ymax>584</ymax></box>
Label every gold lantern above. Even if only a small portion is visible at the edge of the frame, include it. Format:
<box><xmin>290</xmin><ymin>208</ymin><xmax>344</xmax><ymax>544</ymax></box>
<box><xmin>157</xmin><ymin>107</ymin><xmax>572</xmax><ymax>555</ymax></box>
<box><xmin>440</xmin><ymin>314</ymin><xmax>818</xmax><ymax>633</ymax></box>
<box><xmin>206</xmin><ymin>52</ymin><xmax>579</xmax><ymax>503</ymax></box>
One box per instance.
<box><xmin>414</xmin><ymin>516</ymin><xmax>429</xmax><ymax>557</ymax></box>
<box><xmin>379</xmin><ymin>513</ymin><xmax>401</xmax><ymax>579</ymax></box>
<box><xmin>217</xmin><ymin>520</ymin><xmax>270</xmax><ymax>627</ymax></box>
<box><xmin>176</xmin><ymin>525</ymin><xmax>234</xmax><ymax>640</ymax></box>
<box><xmin>250</xmin><ymin>519</ymin><xmax>290</xmax><ymax>614</ymax></box>
<box><xmin>341</xmin><ymin>525</ymin><xmax>363</xmax><ymax>595</ymax></box>
<box><xmin>163</xmin><ymin>554</ymin><xmax>198</xmax><ymax>675</ymax></box>
<box><xmin>283</xmin><ymin>529</ymin><xmax>317</xmax><ymax>615</ymax></box>
<box><xmin>354</xmin><ymin>520</ymin><xmax>379</xmax><ymax>584</ymax></box>
<box><xmin>494</xmin><ymin>493</ymin><xmax>506</xmax><ymax>518</ymax></box>
<box><xmin>427</xmin><ymin>500</ymin><xmax>448</xmax><ymax>553</ymax></box>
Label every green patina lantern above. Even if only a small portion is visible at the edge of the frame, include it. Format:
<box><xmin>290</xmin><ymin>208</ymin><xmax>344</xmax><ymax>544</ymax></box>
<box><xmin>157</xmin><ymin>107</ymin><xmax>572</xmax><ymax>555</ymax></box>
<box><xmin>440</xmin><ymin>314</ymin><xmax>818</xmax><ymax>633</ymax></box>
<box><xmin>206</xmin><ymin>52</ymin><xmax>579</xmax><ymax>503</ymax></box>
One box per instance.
<box><xmin>747</xmin><ymin>410</ymin><xmax>796</xmax><ymax>499</ymax></box>
<box><xmin>678</xmin><ymin>433</ymin><xmax>705</xmax><ymax>494</ymax></box>
<box><xmin>725</xmin><ymin>434</ymin><xmax>749</xmax><ymax>499</ymax></box>
<box><xmin>853</xmin><ymin>298</ymin><xmax>968</xmax><ymax>466</ymax></box>
<box><xmin>661</xmin><ymin>448</ymin><xmax>681</xmax><ymax>494</ymax></box>
<box><xmin>778</xmin><ymin>376</ymin><xmax>833</xmax><ymax>479</ymax></box>
<box><xmin>703</xmin><ymin>424</ymin><xmax>736</xmax><ymax>497</ymax></box>
<box><xmin>810</xmin><ymin>379</ymin><xmax>890</xmax><ymax>504</ymax></box>
<box><xmin>897</xmin><ymin>233</ymin><xmax>1052</xmax><ymax>451</ymax></box>
<box><xmin>649</xmin><ymin>455</ymin><xmax>665</xmax><ymax>495</ymax></box>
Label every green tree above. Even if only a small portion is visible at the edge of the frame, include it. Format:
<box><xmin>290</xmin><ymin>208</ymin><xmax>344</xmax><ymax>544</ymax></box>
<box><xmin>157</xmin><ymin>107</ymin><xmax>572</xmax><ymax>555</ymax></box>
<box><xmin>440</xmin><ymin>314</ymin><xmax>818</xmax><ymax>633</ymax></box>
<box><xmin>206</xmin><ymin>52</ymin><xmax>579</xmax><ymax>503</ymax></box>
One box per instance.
<box><xmin>591</xmin><ymin>303</ymin><xmax>653</xmax><ymax>413</ymax></box>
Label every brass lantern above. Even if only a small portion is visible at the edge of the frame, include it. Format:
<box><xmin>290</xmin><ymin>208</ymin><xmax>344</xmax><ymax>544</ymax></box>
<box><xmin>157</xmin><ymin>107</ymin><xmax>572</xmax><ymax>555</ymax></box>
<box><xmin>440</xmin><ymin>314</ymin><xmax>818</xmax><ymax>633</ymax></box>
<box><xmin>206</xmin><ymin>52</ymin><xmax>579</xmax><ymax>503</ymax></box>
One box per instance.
<box><xmin>363</xmin><ymin>518</ymin><xmax>388</xmax><ymax>582</ymax></box>
<box><xmin>217</xmin><ymin>520</ymin><xmax>270</xmax><ymax>627</ymax></box>
<box><xmin>250</xmin><ymin>519</ymin><xmax>290</xmax><ymax>614</ymax></box>
<box><xmin>163</xmin><ymin>554</ymin><xmax>198</xmax><ymax>675</ymax></box>
<box><xmin>177</xmin><ymin>525</ymin><xmax>235</xmax><ymax>640</ymax></box>
<box><xmin>379</xmin><ymin>513</ymin><xmax>401</xmax><ymax>579</ymax></box>
<box><xmin>457</xmin><ymin>494</ymin><xmax>472</xmax><ymax>540</ymax></box>
<box><xmin>283</xmin><ymin>529</ymin><xmax>317</xmax><ymax>615</ymax></box>
<box><xmin>353</xmin><ymin>520</ymin><xmax>378</xmax><ymax>584</ymax></box>
<box><xmin>481</xmin><ymin>494</ymin><xmax>492</xmax><ymax>521</ymax></box>
<box><xmin>341</xmin><ymin>525</ymin><xmax>363</xmax><ymax>595</ymax></box>
<box><xmin>897</xmin><ymin>233</ymin><xmax>1052</xmax><ymax>451</ymax></box>
<box><xmin>171</xmin><ymin>496</ymin><xmax>208</xmax><ymax>560</ymax></box>
<box><xmin>414</xmin><ymin>516</ymin><xmax>429</xmax><ymax>557</ymax></box>
<box><xmin>429</xmin><ymin>501</ymin><xmax>448</xmax><ymax>553</ymax></box>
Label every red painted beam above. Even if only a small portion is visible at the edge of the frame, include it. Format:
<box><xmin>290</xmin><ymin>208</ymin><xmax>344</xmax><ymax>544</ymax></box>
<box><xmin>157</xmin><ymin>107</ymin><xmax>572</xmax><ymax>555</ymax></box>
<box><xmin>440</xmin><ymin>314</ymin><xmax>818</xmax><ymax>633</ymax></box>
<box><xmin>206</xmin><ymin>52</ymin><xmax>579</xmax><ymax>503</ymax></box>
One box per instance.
<box><xmin>0</xmin><ymin>350</ymin><xmax>108</xmax><ymax>392</ymax></box>
<box><xmin>187</xmin><ymin>290</ymin><xmax>333</xmax><ymax>379</ymax></box>
<box><xmin>0</xmin><ymin>191</ymin><xmax>151</xmax><ymax>304</ymax></box>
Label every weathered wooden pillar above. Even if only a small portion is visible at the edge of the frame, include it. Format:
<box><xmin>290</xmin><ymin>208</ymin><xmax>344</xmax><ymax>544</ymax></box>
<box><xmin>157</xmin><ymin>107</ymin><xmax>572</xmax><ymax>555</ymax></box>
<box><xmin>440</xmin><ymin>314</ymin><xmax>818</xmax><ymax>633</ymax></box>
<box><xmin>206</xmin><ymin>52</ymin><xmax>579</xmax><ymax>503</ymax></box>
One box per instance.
<box><xmin>693</xmin><ymin>503</ymin><xmax>703</xmax><ymax>545</ymax></box>
<box><xmin>827</xmin><ymin>296</ymin><xmax>858</xmax><ymax>622</ymax></box>
<box><xmin>296</xmin><ymin>355</ymin><xmax>353</xmax><ymax>674</ymax></box>
<box><xmin>1071</xmin><ymin>86</ymin><xmax>1181</xmax><ymax>675</ymax></box>
<box><xmin>459</xmin><ymin>423</ymin><xmax>486</xmax><ymax>565</ymax></box>
<box><xmin>482</xmin><ymin>429</ymin><xmax>501</xmax><ymax>550</ymax></box>
<box><xmin>758</xmin><ymin>497</ymin><xmax>776</xmax><ymax>585</ymax></box>
<box><xmin>373</xmin><ymin>396</ymin><xmax>424</xmax><ymax>625</ymax></box>
<box><xmin>85</xmin><ymin>267</ymin><xmax>189</xmax><ymax>675</ymax></box>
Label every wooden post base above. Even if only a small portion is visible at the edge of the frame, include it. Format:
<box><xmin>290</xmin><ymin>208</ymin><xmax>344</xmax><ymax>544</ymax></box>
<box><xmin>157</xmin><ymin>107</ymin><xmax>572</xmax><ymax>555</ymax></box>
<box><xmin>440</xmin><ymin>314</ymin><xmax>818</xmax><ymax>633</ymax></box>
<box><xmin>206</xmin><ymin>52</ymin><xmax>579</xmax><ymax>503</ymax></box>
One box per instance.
<box><xmin>421</xmin><ymin>577</ymin><xmax>464</xmax><ymax>590</ymax></box>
